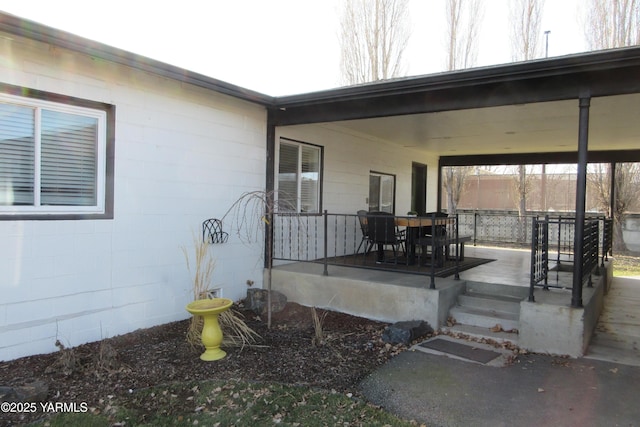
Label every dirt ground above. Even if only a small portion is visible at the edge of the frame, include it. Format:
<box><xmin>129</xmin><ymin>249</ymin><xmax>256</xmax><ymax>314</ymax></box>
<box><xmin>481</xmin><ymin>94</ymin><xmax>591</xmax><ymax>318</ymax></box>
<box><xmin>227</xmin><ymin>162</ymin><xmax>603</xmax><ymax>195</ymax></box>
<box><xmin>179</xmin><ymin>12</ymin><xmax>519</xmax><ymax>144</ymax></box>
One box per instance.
<box><xmin>0</xmin><ymin>302</ymin><xmax>407</xmax><ymax>426</ymax></box>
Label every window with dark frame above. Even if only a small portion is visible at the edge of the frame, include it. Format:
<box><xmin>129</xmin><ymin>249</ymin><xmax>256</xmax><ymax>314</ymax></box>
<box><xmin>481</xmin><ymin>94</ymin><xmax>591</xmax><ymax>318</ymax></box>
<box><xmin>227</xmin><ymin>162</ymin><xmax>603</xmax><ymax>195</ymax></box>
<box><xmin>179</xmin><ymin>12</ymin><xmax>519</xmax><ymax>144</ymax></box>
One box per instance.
<box><xmin>277</xmin><ymin>138</ymin><xmax>322</xmax><ymax>213</ymax></box>
<box><xmin>0</xmin><ymin>88</ymin><xmax>112</xmax><ymax>219</ymax></box>
<box><xmin>369</xmin><ymin>171</ymin><xmax>396</xmax><ymax>214</ymax></box>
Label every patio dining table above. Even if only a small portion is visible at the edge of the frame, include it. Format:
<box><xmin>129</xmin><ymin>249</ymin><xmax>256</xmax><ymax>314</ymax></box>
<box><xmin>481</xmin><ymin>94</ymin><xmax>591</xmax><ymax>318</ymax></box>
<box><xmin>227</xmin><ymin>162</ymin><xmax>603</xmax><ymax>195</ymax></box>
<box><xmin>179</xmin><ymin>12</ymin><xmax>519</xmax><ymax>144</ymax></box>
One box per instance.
<box><xmin>395</xmin><ymin>216</ymin><xmax>456</xmax><ymax>265</ymax></box>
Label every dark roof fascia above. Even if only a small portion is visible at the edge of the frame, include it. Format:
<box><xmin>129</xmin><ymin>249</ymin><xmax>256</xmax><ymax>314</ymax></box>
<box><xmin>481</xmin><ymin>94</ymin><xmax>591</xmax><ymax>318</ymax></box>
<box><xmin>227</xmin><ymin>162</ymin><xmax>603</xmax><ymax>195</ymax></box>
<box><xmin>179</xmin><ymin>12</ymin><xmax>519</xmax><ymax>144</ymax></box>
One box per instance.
<box><xmin>274</xmin><ymin>47</ymin><xmax>640</xmax><ymax>108</ymax></box>
<box><xmin>271</xmin><ymin>47</ymin><xmax>640</xmax><ymax>126</ymax></box>
<box><xmin>0</xmin><ymin>12</ymin><xmax>276</xmax><ymax>107</ymax></box>
<box><xmin>440</xmin><ymin>149</ymin><xmax>640</xmax><ymax>167</ymax></box>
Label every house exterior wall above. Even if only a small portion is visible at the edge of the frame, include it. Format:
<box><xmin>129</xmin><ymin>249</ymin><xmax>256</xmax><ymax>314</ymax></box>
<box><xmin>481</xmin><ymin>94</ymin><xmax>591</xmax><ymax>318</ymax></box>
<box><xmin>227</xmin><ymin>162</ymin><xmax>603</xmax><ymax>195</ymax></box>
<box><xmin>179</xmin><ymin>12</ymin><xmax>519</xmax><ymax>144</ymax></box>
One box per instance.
<box><xmin>275</xmin><ymin>123</ymin><xmax>440</xmax><ymax>215</ymax></box>
<box><xmin>0</xmin><ymin>33</ymin><xmax>267</xmax><ymax>360</ymax></box>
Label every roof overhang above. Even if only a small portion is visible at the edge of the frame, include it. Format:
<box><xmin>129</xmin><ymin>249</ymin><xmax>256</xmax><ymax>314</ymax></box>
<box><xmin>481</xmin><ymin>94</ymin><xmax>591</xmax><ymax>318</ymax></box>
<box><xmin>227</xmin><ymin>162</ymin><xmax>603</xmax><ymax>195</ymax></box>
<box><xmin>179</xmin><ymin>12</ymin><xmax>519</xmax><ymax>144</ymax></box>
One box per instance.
<box><xmin>271</xmin><ymin>47</ymin><xmax>640</xmax><ymax>126</ymax></box>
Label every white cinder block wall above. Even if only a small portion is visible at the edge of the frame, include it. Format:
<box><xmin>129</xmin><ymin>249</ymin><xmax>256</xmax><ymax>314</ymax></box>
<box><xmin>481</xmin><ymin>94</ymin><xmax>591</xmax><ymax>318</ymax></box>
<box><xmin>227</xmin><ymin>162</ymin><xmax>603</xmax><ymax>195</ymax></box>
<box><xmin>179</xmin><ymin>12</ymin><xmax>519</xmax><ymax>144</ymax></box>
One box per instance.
<box><xmin>0</xmin><ymin>33</ymin><xmax>267</xmax><ymax>360</ymax></box>
<box><xmin>276</xmin><ymin>123</ymin><xmax>440</xmax><ymax>215</ymax></box>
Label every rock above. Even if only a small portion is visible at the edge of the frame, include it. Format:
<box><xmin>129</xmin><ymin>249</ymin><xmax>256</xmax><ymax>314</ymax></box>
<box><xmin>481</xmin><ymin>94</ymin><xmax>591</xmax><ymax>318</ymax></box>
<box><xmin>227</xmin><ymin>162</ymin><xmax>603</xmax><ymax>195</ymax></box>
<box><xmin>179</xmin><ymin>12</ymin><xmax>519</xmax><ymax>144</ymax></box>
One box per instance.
<box><xmin>382</xmin><ymin>320</ymin><xmax>433</xmax><ymax>345</ymax></box>
<box><xmin>246</xmin><ymin>289</ymin><xmax>287</xmax><ymax>315</ymax></box>
<box><xmin>0</xmin><ymin>380</ymin><xmax>48</xmax><ymax>402</ymax></box>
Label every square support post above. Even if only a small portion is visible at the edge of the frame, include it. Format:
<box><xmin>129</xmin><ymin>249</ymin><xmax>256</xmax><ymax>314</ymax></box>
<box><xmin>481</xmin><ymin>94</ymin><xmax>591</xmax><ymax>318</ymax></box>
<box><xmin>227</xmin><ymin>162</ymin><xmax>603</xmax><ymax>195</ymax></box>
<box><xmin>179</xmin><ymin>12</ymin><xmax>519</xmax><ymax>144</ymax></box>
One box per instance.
<box><xmin>572</xmin><ymin>97</ymin><xmax>590</xmax><ymax>308</ymax></box>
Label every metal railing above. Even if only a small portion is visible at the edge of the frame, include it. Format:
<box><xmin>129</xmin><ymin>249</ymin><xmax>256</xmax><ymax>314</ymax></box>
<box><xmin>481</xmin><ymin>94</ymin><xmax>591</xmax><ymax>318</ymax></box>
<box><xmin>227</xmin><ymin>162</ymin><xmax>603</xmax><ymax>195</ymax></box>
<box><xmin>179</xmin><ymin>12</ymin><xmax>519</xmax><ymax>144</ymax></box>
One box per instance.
<box><xmin>602</xmin><ymin>218</ymin><xmax>613</xmax><ymax>265</ymax></box>
<box><xmin>582</xmin><ymin>219</ymin><xmax>600</xmax><ymax>286</ymax></box>
<box><xmin>458</xmin><ymin>210</ymin><xmax>612</xmax><ymax>264</ymax></box>
<box><xmin>272</xmin><ymin>210</ymin><xmax>611</xmax><ymax>298</ymax></box>
<box><xmin>529</xmin><ymin>216</ymin><xmax>549</xmax><ymax>301</ymax></box>
<box><xmin>271</xmin><ymin>211</ymin><xmax>464</xmax><ymax>289</ymax></box>
<box><xmin>529</xmin><ymin>215</ymin><xmax>602</xmax><ymax>302</ymax></box>
<box><xmin>457</xmin><ymin>210</ymin><xmax>609</xmax><ymax>248</ymax></box>
<box><xmin>458</xmin><ymin>211</ymin><xmax>535</xmax><ymax>246</ymax></box>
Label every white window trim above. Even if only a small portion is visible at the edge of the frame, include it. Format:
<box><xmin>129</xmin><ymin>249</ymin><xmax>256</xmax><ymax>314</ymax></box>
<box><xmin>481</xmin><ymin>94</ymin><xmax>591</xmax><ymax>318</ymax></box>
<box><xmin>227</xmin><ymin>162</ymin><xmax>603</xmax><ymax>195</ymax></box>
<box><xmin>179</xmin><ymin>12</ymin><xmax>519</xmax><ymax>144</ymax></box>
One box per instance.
<box><xmin>276</xmin><ymin>138</ymin><xmax>322</xmax><ymax>213</ymax></box>
<box><xmin>0</xmin><ymin>92</ymin><xmax>107</xmax><ymax>215</ymax></box>
<box><xmin>369</xmin><ymin>171</ymin><xmax>396</xmax><ymax>214</ymax></box>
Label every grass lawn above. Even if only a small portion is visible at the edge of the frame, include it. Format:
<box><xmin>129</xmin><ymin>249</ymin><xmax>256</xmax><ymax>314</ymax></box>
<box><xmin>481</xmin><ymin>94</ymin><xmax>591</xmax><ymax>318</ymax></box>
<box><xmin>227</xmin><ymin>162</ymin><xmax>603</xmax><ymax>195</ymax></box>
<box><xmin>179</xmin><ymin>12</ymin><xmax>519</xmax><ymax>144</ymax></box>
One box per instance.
<box><xmin>613</xmin><ymin>253</ymin><xmax>640</xmax><ymax>277</ymax></box>
<box><xmin>38</xmin><ymin>380</ymin><xmax>419</xmax><ymax>427</ymax></box>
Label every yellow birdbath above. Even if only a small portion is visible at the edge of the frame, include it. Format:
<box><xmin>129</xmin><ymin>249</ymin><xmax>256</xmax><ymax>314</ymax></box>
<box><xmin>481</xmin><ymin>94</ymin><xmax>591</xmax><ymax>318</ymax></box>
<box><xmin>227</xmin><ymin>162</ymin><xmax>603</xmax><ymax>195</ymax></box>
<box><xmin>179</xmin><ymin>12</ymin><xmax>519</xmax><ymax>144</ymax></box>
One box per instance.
<box><xmin>186</xmin><ymin>298</ymin><xmax>233</xmax><ymax>361</ymax></box>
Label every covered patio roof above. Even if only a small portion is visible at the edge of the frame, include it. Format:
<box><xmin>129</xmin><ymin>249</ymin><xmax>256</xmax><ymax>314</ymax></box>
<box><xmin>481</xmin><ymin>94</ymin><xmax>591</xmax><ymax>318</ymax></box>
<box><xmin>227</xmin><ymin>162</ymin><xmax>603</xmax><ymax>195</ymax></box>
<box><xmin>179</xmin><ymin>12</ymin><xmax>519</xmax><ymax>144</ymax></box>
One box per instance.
<box><xmin>269</xmin><ymin>46</ymin><xmax>640</xmax><ymax>310</ymax></box>
<box><xmin>270</xmin><ymin>47</ymin><xmax>640</xmax><ymax>163</ymax></box>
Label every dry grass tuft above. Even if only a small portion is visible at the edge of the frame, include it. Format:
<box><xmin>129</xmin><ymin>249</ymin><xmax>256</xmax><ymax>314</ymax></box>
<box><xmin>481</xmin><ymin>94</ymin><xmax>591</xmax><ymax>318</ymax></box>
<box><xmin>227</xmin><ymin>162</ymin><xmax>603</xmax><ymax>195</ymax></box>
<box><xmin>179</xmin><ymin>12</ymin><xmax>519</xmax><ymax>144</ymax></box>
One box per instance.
<box><xmin>220</xmin><ymin>309</ymin><xmax>261</xmax><ymax>349</ymax></box>
<box><xmin>182</xmin><ymin>236</ymin><xmax>216</xmax><ymax>302</ymax></box>
<box><xmin>45</xmin><ymin>340</ymin><xmax>78</xmax><ymax>376</ymax></box>
<box><xmin>186</xmin><ymin>315</ymin><xmax>205</xmax><ymax>352</ymax></box>
<box><xmin>311</xmin><ymin>307</ymin><xmax>329</xmax><ymax>347</ymax></box>
<box><xmin>185</xmin><ymin>307</ymin><xmax>261</xmax><ymax>352</ymax></box>
<box><xmin>183</xmin><ymin>235</ymin><xmax>217</xmax><ymax>349</ymax></box>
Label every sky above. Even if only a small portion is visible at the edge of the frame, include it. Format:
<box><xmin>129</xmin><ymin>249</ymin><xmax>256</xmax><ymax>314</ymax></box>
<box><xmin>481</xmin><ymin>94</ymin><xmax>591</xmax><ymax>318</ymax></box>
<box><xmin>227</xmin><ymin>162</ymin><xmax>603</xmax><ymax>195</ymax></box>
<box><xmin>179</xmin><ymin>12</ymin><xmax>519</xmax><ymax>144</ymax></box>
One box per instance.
<box><xmin>0</xmin><ymin>0</ymin><xmax>587</xmax><ymax>96</ymax></box>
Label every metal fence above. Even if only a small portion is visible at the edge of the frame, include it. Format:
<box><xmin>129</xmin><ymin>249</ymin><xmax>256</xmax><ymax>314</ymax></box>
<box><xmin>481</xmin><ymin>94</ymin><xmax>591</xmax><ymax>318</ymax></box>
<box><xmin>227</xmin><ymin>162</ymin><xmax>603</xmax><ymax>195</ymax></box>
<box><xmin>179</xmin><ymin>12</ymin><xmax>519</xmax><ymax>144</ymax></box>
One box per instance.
<box><xmin>529</xmin><ymin>216</ymin><xmax>549</xmax><ymax>301</ymax></box>
<box><xmin>458</xmin><ymin>210</ymin><xmax>612</xmax><ymax>261</ymax></box>
<box><xmin>272</xmin><ymin>212</ymin><xmax>464</xmax><ymax>288</ymax></box>
<box><xmin>528</xmin><ymin>215</ymin><xmax>602</xmax><ymax>302</ymax></box>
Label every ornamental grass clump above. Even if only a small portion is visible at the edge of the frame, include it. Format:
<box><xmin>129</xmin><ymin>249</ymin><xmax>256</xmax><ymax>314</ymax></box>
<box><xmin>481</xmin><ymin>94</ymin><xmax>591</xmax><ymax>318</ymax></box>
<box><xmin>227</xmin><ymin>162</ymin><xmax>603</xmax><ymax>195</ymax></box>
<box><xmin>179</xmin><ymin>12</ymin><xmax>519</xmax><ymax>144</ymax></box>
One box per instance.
<box><xmin>183</xmin><ymin>235</ymin><xmax>260</xmax><ymax>351</ymax></box>
<box><xmin>311</xmin><ymin>306</ymin><xmax>329</xmax><ymax>347</ymax></box>
<box><xmin>183</xmin><ymin>236</ymin><xmax>216</xmax><ymax>350</ymax></box>
<box><xmin>219</xmin><ymin>309</ymin><xmax>261</xmax><ymax>349</ymax></box>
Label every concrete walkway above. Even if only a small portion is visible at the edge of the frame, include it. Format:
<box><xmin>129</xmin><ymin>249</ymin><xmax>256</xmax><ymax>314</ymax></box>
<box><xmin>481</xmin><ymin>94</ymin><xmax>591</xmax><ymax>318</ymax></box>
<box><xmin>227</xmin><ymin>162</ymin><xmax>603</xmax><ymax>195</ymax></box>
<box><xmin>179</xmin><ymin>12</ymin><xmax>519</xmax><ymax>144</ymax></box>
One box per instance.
<box><xmin>359</xmin><ymin>350</ymin><xmax>640</xmax><ymax>426</ymax></box>
<box><xmin>359</xmin><ymin>275</ymin><xmax>640</xmax><ymax>426</ymax></box>
<box><xmin>586</xmin><ymin>276</ymin><xmax>640</xmax><ymax>366</ymax></box>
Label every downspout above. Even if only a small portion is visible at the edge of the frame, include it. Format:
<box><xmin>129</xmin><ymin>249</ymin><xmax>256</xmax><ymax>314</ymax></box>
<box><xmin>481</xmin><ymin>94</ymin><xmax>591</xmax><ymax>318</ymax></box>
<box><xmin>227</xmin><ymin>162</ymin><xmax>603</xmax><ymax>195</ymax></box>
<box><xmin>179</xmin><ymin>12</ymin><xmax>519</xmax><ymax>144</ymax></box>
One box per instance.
<box><xmin>437</xmin><ymin>157</ymin><xmax>443</xmax><ymax>212</ymax></box>
<box><xmin>265</xmin><ymin>109</ymin><xmax>276</xmax><ymax>328</ymax></box>
<box><xmin>572</xmin><ymin>97</ymin><xmax>590</xmax><ymax>308</ymax></box>
<box><xmin>265</xmin><ymin>109</ymin><xmax>276</xmax><ymax>269</ymax></box>
<box><xmin>610</xmin><ymin>162</ymin><xmax>616</xmax><ymax>219</ymax></box>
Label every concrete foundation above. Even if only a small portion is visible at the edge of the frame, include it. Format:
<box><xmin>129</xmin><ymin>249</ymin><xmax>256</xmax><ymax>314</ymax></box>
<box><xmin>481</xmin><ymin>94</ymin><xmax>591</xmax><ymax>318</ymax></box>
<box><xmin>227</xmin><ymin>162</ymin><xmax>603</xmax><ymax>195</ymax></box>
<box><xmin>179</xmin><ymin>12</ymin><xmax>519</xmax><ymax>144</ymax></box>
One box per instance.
<box><xmin>267</xmin><ymin>259</ymin><xmax>613</xmax><ymax>357</ymax></box>
<box><xmin>519</xmin><ymin>262</ymin><xmax>611</xmax><ymax>357</ymax></box>
<box><xmin>268</xmin><ymin>263</ymin><xmax>464</xmax><ymax>329</ymax></box>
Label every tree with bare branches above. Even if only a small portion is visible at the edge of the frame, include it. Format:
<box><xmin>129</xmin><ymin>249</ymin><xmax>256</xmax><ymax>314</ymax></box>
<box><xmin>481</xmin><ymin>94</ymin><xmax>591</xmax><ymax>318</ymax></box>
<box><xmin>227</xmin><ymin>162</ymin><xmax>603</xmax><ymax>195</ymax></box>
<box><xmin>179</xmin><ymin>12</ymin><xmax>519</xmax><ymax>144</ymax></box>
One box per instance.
<box><xmin>442</xmin><ymin>166</ymin><xmax>474</xmax><ymax>214</ymax></box>
<box><xmin>510</xmin><ymin>165</ymin><xmax>536</xmax><ymax>242</ymax></box>
<box><xmin>444</xmin><ymin>0</ymin><xmax>484</xmax><ymax>71</ymax></box>
<box><xmin>588</xmin><ymin>163</ymin><xmax>640</xmax><ymax>252</ymax></box>
<box><xmin>584</xmin><ymin>0</ymin><xmax>640</xmax><ymax>50</ymax></box>
<box><xmin>510</xmin><ymin>0</ymin><xmax>546</xmax><ymax>61</ymax></box>
<box><xmin>339</xmin><ymin>0</ymin><xmax>411</xmax><ymax>85</ymax></box>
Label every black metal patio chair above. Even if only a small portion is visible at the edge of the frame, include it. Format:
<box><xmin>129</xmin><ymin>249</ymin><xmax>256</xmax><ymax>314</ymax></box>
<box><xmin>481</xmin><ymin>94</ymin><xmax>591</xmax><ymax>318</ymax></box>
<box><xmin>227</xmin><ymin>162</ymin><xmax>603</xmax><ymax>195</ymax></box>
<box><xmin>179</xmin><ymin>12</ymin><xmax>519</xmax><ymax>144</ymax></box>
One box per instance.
<box><xmin>415</xmin><ymin>212</ymin><xmax>450</xmax><ymax>267</ymax></box>
<box><xmin>356</xmin><ymin>210</ymin><xmax>374</xmax><ymax>254</ymax></box>
<box><xmin>366</xmin><ymin>211</ymin><xmax>406</xmax><ymax>264</ymax></box>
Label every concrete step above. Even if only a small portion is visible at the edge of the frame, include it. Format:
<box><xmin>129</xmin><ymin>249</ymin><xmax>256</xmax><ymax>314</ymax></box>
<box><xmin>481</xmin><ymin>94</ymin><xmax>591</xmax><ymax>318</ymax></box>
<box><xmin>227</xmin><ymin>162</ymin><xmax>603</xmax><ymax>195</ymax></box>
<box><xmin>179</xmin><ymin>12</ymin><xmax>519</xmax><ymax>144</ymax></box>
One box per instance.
<box><xmin>442</xmin><ymin>324</ymin><xmax>519</xmax><ymax>346</ymax></box>
<box><xmin>585</xmin><ymin>341</ymin><xmax>640</xmax><ymax>367</ymax></box>
<box><xmin>465</xmin><ymin>281</ymin><xmax>529</xmax><ymax>300</ymax></box>
<box><xmin>458</xmin><ymin>293</ymin><xmax>521</xmax><ymax>315</ymax></box>
<box><xmin>590</xmin><ymin>331</ymin><xmax>640</xmax><ymax>352</ymax></box>
<box><xmin>449</xmin><ymin>305</ymin><xmax>519</xmax><ymax>331</ymax></box>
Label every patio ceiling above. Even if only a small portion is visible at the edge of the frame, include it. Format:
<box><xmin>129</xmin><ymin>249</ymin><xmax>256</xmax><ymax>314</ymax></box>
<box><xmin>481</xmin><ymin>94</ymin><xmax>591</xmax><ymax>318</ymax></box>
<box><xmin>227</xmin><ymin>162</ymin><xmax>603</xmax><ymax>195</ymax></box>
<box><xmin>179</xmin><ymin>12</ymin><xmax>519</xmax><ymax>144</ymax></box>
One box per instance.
<box><xmin>327</xmin><ymin>93</ymin><xmax>640</xmax><ymax>158</ymax></box>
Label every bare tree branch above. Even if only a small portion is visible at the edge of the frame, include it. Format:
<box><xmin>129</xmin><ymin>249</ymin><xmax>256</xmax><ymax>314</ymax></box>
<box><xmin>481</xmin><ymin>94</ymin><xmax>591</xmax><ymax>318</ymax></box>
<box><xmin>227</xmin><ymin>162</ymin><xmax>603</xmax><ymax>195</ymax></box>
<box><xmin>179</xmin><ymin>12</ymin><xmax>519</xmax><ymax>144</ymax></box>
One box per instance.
<box><xmin>442</xmin><ymin>166</ymin><xmax>474</xmax><ymax>213</ymax></box>
<box><xmin>510</xmin><ymin>0</ymin><xmax>546</xmax><ymax>61</ymax></box>
<box><xmin>585</xmin><ymin>0</ymin><xmax>640</xmax><ymax>49</ymax></box>
<box><xmin>445</xmin><ymin>0</ymin><xmax>484</xmax><ymax>71</ymax></box>
<box><xmin>339</xmin><ymin>0</ymin><xmax>411</xmax><ymax>85</ymax></box>
<box><xmin>587</xmin><ymin>163</ymin><xmax>640</xmax><ymax>252</ymax></box>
